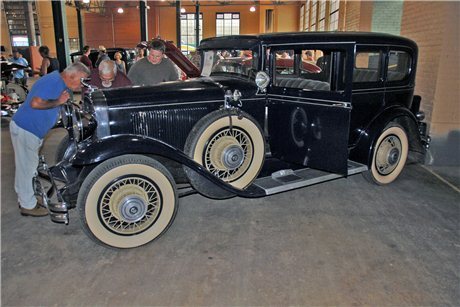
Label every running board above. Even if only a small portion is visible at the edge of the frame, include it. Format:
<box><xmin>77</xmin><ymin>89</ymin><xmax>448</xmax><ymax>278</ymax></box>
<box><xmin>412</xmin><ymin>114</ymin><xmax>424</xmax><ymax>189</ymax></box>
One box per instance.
<box><xmin>254</xmin><ymin>160</ymin><xmax>368</xmax><ymax>195</ymax></box>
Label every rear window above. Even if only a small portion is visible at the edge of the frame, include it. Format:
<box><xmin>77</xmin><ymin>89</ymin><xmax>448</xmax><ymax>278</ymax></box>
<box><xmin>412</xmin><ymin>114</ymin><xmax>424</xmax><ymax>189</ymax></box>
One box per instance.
<box><xmin>353</xmin><ymin>51</ymin><xmax>381</xmax><ymax>83</ymax></box>
<box><xmin>387</xmin><ymin>50</ymin><xmax>411</xmax><ymax>82</ymax></box>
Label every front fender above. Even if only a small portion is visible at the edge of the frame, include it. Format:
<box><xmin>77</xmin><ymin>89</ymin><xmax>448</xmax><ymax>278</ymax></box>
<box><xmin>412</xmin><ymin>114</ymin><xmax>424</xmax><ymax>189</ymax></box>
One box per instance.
<box><xmin>72</xmin><ymin>134</ymin><xmax>266</xmax><ymax>197</ymax></box>
<box><xmin>349</xmin><ymin>106</ymin><xmax>422</xmax><ymax>167</ymax></box>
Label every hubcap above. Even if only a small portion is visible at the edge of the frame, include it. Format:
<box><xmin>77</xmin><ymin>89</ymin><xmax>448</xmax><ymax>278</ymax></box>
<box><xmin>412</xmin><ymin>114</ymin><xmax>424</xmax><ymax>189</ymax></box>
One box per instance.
<box><xmin>222</xmin><ymin>144</ymin><xmax>245</xmax><ymax>170</ymax></box>
<box><xmin>375</xmin><ymin>135</ymin><xmax>402</xmax><ymax>175</ymax></box>
<box><xmin>100</xmin><ymin>177</ymin><xmax>161</xmax><ymax>235</ymax></box>
<box><xmin>119</xmin><ymin>195</ymin><xmax>148</xmax><ymax>223</ymax></box>
<box><xmin>205</xmin><ymin>128</ymin><xmax>253</xmax><ymax>182</ymax></box>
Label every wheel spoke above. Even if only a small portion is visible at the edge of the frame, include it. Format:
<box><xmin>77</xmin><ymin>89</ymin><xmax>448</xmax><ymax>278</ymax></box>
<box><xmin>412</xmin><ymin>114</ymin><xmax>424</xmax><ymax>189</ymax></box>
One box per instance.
<box><xmin>99</xmin><ymin>176</ymin><xmax>161</xmax><ymax>235</ymax></box>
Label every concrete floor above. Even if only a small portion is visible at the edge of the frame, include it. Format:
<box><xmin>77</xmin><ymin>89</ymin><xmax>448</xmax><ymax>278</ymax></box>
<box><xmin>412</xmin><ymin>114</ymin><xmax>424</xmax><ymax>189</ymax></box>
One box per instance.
<box><xmin>1</xmin><ymin>118</ymin><xmax>459</xmax><ymax>306</ymax></box>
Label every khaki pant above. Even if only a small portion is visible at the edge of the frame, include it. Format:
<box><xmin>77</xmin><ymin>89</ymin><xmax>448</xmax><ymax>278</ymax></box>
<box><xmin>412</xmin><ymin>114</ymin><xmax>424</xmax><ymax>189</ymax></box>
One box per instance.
<box><xmin>10</xmin><ymin>120</ymin><xmax>43</xmax><ymax>209</ymax></box>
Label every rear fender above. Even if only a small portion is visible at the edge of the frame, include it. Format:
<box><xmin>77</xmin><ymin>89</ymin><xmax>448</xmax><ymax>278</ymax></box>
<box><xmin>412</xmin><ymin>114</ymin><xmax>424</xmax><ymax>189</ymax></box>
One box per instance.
<box><xmin>72</xmin><ymin>134</ymin><xmax>266</xmax><ymax>197</ymax></box>
<box><xmin>349</xmin><ymin>106</ymin><xmax>424</xmax><ymax>166</ymax></box>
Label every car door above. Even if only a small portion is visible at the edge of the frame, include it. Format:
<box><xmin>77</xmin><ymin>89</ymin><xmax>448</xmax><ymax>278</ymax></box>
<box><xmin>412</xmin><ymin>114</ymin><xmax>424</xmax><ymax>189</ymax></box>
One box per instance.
<box><xmin>266</xmin><ymin>43</ymin><xmax>354</xmax><ymax>175</ymax></box>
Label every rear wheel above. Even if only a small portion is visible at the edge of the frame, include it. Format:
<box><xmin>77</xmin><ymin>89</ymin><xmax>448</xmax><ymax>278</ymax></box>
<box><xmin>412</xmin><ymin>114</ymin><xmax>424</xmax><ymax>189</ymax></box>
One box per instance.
<box><xmin>77</xmin><ymin>154</ymin><xmax>178</xmax><ymax>249</ymax></box>
<box><xmin>184</xmin><ymin>110</ymin><xmax>265</xmax><ymax>198</ymax></box>
<box><xmin>363</xmin><ymin>124</ymin><xmax>409</xmax><ymax>185</ymax></box>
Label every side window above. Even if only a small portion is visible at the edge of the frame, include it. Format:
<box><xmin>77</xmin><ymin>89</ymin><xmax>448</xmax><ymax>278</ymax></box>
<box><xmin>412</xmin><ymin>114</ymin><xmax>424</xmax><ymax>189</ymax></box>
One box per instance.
<box><xmin>353</xmin><ymin>51</ymin><xmax>381</xmax><ymax>83</ymax></box>
<box><xmin>273</xmin><ymin>48</ymin><xmax>333</xmax><ymax>92</ymax></box>
<box><xmin>275</xmin><ymin>49</ymin><xmax>294</xmax><ymax>74</ymax></box>
<box><xmin>387</xmin><ymin>50</ymin><xmax>411</xmax><ymax>82</ymax></box>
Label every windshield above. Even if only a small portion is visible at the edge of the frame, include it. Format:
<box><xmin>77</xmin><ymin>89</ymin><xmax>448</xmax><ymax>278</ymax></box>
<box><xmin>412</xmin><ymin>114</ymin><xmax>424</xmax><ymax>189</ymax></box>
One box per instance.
<box><xmin>201</xmin><ymin>49</ymin><xmax>258</xmax><ymax>78</ymax></box>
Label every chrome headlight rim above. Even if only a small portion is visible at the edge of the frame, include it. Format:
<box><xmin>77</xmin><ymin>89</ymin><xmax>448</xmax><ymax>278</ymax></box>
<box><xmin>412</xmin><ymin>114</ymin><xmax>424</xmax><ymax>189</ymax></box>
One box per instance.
<box><xmin>71</xmin><ymin>106</ymin><xmax>83</xmax><ymax>142</ymax></box>
<box><xmin>60</xmin><ymin>103</ymin><xmax>72</xmax><ymax>128</ymax></box>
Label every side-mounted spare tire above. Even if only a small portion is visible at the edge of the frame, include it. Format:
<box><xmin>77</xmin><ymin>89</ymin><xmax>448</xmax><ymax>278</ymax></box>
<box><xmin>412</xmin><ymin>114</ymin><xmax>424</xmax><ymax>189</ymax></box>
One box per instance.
<box><xmin>184</xmin><ymin>109</ymin><xmax>265</xmax><ymax>198</ymax></box>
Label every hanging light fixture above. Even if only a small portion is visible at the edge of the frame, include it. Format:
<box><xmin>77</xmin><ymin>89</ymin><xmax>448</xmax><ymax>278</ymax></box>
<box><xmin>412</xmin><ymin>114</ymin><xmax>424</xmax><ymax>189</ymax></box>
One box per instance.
<box><xmin>82</xmin><ymin>0</ymin><xmax>90</xmax><ymax>3</ymax></box>
<box><xmin>180</xmin><ymin>7</ymin><xmax>186</xmax><ymax>13</ymax></box>
<box><xmin>250</xmin><ymin>6</ymin><xmax>256</xmax><ymax>12</ymax></box>
<box><xmin>117</xmin><ymin>7</ymin><xmax>124</xmax><ymax>13</ymax></box>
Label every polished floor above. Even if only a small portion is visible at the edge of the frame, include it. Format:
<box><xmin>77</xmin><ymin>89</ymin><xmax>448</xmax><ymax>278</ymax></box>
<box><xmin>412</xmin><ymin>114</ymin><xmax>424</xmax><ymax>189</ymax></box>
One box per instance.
<box><xmin>1</xmin><ymin>118</ymin><xmax>459</xmax><ymax>306</ymax></box>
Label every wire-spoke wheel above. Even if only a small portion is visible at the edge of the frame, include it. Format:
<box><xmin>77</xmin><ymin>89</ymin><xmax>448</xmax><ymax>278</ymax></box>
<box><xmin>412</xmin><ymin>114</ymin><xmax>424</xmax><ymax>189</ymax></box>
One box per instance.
<box><xmin>184</xmin><ymin>110</ymin><xmax>265</xmax><ymax>198</ymax></box>
<box><xmin>363</xmin><ymin>124</ymin><xmax>409</xmax><ymax>185</ymax></box>
<box><xmin>78</xmin><ymin>155</ymin><xmax>177</xmax><ymax>249</ymax></box>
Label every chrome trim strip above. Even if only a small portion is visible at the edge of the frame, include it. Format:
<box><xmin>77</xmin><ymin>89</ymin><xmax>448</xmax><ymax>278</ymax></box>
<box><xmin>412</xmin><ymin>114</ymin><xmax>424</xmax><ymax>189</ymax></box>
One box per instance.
<box><xmin>110</xmin><ymin>100</ymin><xmax>223</xmax><ymax>110</ymax></box>
<box><xmin>268</xmin><ymin>94</ymin><xmax>351</xmax><ymax>108</ymax></box>
<box><xmin>110</xmin><ymin>97</ymin><xmax>266</xmax><ymax>111</ymax></box>
<box><xmin>265</xmin><ymin>41</ymin><xmax>356</xmax><ymax>47</ymax></box>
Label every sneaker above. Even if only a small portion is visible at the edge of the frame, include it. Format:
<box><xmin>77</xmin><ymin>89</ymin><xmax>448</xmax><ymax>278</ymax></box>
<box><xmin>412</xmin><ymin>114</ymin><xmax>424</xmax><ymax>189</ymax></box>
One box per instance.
<box><xmin>20</xmin><ymin>205</ymin><xmax>48</xmax><ymax>217</ymax></box>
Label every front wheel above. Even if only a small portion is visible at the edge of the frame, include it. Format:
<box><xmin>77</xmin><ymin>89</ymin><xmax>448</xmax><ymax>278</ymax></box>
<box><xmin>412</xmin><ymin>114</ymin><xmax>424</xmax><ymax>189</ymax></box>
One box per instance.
<box><xmin>77</xmin><ymin>155</ymin><xmax>178</xmax><ymax>249</ymax></box>
<box><xmin>363</xmin><ymin>124</ymin><xmax>409</xmax><ymax>185</ymax></box>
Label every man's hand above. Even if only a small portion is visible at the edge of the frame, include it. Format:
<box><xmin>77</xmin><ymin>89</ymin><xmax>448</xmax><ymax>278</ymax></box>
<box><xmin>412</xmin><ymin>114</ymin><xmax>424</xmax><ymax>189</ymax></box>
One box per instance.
<box><xmin>57</xmin><ymin>90</ymin><xmax>70</xmax><ymax>104</ymax></box>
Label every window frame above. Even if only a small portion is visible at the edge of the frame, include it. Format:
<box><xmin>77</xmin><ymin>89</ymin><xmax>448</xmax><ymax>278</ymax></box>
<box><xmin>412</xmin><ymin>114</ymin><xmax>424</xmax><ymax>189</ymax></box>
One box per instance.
<box><xmin>384</xmin><ymin>47</ymin><xmax>413</xmax><ymax>87</ymax></box>
<box><xmin>216</xmin><ymin>12</ymin><xmax>240</xmax><ymax>37</ymax></box>
<box><xmin>180</xmin><ymin>13</ymin><xmax>203</xmax><ymax>54</ymax></box>
<box><xmin>353</xmin><ymin>46</ymin><xmax>386</xmax><ymax>89</ymax></box>
<box><xmin>268</xmin><ymin>43</ymin><xmax>353</xmax><ymax>102</ymax></box>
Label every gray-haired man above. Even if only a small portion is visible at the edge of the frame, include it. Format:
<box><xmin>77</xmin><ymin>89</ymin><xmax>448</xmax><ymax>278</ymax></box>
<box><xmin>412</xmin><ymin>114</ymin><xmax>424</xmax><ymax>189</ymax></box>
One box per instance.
<box><xmin>10</xmin><ymin>62</ymin><xmax>90</xmax><ymax>216</ymax></box>
<box><xmin>88</xmin><ymin>59</ymin><xmax>131</xmax><ymax>89</ymax></box>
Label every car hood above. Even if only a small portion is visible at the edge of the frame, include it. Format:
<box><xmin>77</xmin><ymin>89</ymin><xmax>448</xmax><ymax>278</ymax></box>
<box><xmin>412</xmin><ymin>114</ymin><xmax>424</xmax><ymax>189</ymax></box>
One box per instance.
<box><xmin>97</xmin><ymin>76</ymin><xmax>258</xmax><ymax>108</ymax></box>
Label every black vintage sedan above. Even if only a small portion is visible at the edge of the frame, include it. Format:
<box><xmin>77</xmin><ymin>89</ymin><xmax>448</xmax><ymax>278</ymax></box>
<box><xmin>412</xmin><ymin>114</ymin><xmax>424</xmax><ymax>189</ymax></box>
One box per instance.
<box><xmin>36</xmin><ymin>32</ymin><xmax>430</xmax><ymax>248</ymax></box>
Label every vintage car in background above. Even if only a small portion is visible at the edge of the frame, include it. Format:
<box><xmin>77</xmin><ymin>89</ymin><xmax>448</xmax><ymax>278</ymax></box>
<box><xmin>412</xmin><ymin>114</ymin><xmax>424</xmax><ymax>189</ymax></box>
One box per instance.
<box><xmin>36</xmin><ymin>32</ymin><xmax>430</xmax><ymax>249</ymax></box>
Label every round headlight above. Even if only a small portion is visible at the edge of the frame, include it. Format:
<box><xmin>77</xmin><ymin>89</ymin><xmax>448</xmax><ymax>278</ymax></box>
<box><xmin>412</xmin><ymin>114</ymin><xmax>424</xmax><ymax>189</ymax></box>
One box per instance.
<box><xmin>255</xmin><ymin>71</ymin><xmax>270</xmax><ymax>90</ymax></box>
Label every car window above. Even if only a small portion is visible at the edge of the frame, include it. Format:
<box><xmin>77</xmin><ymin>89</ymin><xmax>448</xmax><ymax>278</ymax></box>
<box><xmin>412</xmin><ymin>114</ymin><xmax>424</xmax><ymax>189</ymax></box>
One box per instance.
<box><xmin>387</xmin><ymin>50</ymin><xmax>411</xmax><ymax>82</ymax></box>
<box><xmin>353</xmin><ymin>51</ymin><xmax>381</xmax><ymax>83</ymax></box>
<box><xmin>201</xmin><ymin>49</ymin><xmax>257</xmax><ymax>78</ymax></box>
<box><xmin>273</xmin><ymin>48</ymin><xmax>333</xmax><ymax>92</ymax></box>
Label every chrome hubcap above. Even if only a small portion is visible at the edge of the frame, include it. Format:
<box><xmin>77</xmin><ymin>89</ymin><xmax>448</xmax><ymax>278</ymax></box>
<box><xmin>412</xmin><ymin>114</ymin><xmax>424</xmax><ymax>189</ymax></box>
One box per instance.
<box><xmin>376</xmin><ymin>135</ymin><xmax>402</xmax><ymax>175</ymax></box>
<box><xmin>222</xmin><ymin>145</ymin><xmax>245</xmax><ymax>170</ymax></box>
<box><xmin>100</xmin><ymin>177</ymin><xmax>161</xmax><ymax>235</ymax></box>
<box><xmin>119</xmin><ymin>195</ymin><xmax>148</xmax><ymax>223</ymax></box>
<box><xmin>205</xmin><ymin>128</ymin><xmax>253</xmax><ymax>182</ymax></box>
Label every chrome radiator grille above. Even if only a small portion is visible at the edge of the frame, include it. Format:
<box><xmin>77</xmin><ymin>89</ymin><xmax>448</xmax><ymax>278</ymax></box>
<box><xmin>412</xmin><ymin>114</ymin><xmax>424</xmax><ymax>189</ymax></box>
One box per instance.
<box><xmin>131</xmin><ymin>107</ymin><xmax>209</xmax><ymax>148</ymax></box>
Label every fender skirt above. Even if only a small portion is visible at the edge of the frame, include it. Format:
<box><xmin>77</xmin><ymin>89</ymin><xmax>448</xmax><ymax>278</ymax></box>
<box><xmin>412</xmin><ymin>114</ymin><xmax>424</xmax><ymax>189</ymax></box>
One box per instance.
<box><xmin>71</xmin><ymin>134</ymin><xmax>266</xmax><ymax>198</ymax></box>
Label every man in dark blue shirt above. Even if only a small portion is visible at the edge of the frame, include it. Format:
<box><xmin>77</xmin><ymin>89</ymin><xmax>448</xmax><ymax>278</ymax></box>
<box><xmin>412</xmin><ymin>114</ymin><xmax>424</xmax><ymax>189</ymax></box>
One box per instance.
<box><xmin>10</xmin><ymin>62</ymin><xmax>90</xmax><ymax>216</ymax></box>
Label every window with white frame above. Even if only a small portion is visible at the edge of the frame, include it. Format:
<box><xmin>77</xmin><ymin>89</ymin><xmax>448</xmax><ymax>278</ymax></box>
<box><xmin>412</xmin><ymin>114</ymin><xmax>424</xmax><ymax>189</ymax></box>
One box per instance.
<box><xmin>300</xmin><ymin>4</ymin><xmax>305</xmax><ymax>31</ymax></box>
<box><xmin>318</xmin><ymin>0</ymin><xmax>326</xmax><ymax>31</ymax></box>
<box><xmin>311</xmin><ymin>0</ymin><xmax>317</xmax><ymax>31</ymax></box>
<box><xmin>216</xmin><ymin>13</ymin><xmax>240</xmax><ymax>37</ymax></box>
<box><xmin>329</xmin><ymin>0</ymin><xmax>340</xmax><ymax>31</ymax></box>
<box><xmin>181</xmin><ymin>13</ymin><xmax>203</xmax><ymax>53</ymax></box>
<box><xmin>305</xmin><ymin>0</ymin><xmax>310</xmax><ymax>31</ymax></box>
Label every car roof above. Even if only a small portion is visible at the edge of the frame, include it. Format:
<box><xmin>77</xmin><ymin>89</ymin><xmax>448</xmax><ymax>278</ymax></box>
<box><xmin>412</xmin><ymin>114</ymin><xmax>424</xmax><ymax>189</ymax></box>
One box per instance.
<box><xmin>199</xmin><ymin>32</ymin><xmax>417</xmax><ymax>51</ymax></box>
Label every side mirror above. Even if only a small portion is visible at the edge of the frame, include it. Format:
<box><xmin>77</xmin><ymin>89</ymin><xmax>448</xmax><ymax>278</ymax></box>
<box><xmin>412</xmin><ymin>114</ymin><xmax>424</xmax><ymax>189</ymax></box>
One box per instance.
<box><xmin>255</xmin><ymin>71</ymin><xmax>270</xmax><ymax>92</ymax></box>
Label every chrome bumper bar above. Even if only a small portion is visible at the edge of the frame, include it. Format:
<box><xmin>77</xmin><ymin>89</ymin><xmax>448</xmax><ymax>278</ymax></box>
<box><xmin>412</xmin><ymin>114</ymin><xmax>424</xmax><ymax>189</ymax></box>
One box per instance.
<box><xmin>33</xmin><ymin>155</ymin><xmax>70</xmax><ymax>225</ymax></box>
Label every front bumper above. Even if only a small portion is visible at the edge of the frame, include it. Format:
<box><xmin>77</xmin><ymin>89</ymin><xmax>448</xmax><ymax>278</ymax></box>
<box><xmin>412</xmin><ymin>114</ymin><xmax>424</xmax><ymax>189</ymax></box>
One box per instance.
<box><xmin>33</xmin><ymin>156</ymin><xmax>71</xmax><ymax>224</ymax></box>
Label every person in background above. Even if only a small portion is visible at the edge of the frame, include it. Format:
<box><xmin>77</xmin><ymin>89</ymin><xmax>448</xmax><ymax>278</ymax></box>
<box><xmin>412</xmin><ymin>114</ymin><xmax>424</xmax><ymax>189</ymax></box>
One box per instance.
<box><xmin>303</xmin><ymin>50</ymin><xmax>315</xmax><ymax>62</ymax></box>
<box><xmin>10</xmin><ymin>62</ymin><xmax>90</xmax><ymax>217</ymax></box>
<box><xmin>1</xmin><ymin>45</ymin><xmax>7</xmax><ymax>61</ymax></box>
<box><xmin>134</xmin><ymin>41</ymin><xmax>147</xmax><ymax>62</ymax></box>
<box><xmin>8</xmin><ymin>49</ymin><xmax>29</xmax><ymax>87</ymax></box>
<box><xmin>95</xmin><ymin>45</ymin><xmax>109</xmax><ymax>68</ymax></box>
<box><xmin>127</xmin><ymin>39</ymin><xmax>179</xmax><ymax>86</ymax></box>
<box><xmin>37</xmin><ymin>45</ymin><xmax>59</xmax><ymax>76</ymax></box>
<box><xmin>80</xmin><ymin>45</ymin><xmax>93</xmax><ymax>69</ymax></box>
<box><xmin>113</xmin><ymin>51</ymin><xmax>126</xmax><ymax>74</ymax></box>
<box><xmin>88</xmin><ymin>59</ymin><xmax>131</xmax><ymax>90</ymax></box>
